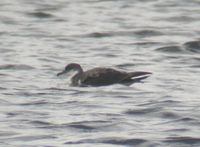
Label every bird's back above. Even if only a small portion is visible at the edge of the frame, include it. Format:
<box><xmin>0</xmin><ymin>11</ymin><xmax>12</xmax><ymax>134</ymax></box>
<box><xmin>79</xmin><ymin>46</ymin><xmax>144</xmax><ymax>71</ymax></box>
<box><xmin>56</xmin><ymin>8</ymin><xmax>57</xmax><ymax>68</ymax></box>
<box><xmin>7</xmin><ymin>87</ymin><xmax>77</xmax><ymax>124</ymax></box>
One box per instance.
<box><xmin>81</xmin><ymin>68</ymin><xmax>128</xmax><ymax>86</ymax></box>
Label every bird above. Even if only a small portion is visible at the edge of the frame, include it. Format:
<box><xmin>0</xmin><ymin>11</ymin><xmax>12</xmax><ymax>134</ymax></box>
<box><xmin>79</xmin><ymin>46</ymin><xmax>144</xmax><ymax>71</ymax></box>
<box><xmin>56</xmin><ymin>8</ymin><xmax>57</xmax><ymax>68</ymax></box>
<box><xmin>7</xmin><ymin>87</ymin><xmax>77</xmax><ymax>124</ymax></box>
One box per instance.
<box><xmin>57</xmin><ymin>63</ymin><xmax>152</xmax><ymax>87</ymax></box>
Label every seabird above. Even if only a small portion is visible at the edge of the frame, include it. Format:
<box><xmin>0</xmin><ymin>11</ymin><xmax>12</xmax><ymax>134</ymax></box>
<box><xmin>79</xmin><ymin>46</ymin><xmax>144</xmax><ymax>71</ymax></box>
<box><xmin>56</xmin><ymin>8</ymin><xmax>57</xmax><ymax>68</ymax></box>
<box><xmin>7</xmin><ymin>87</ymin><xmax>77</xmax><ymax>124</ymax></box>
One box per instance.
<box><xmin>57</xmin><ymin>63</ymin><xmax>152</xmax><ymax>87</ymax></box>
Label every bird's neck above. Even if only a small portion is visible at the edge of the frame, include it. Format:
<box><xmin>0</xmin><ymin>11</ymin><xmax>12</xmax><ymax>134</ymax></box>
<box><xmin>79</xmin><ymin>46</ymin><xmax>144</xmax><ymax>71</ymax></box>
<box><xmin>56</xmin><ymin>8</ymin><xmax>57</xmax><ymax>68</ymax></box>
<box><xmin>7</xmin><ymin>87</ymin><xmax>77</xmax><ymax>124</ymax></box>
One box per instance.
<box><xmin>71</xmin><ymin>68</ymin><xmax>83</xmax><ymax>86</ymax></box>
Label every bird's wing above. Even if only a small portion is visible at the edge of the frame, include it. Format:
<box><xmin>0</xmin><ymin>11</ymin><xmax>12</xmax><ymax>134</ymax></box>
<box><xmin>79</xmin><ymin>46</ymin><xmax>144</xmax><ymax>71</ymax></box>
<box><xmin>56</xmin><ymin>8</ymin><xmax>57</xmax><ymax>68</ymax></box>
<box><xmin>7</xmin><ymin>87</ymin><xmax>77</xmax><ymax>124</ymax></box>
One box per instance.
<box><xmin>119</xmin><ymin>71</ymin><xmax>152</xmax><ymax>84</ymax></box>
<box><xmin>81</xmin><ymin>68</ymin><xmax>127</xmax><ymax>86</ymax></box>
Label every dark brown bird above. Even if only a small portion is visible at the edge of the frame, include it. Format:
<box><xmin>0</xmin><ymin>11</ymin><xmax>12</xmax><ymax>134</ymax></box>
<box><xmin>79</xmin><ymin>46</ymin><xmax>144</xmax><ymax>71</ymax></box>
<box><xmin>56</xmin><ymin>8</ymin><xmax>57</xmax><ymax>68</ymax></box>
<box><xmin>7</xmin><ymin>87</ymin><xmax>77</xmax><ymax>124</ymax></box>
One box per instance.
<box><xmin>57</xmin><ymin>63</ymin><xmax>152</xmax><ymax>87</ymax></box>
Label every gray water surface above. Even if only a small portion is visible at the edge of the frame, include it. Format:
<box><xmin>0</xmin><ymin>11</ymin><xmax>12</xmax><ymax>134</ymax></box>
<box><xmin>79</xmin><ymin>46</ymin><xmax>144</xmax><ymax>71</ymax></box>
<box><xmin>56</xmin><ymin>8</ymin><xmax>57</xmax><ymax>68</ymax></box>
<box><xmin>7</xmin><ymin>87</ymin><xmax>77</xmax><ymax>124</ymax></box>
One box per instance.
<box><xmin>0</xmin><ymin>0</ymin><xmax>200</xmax><ymax>146</ymax></box>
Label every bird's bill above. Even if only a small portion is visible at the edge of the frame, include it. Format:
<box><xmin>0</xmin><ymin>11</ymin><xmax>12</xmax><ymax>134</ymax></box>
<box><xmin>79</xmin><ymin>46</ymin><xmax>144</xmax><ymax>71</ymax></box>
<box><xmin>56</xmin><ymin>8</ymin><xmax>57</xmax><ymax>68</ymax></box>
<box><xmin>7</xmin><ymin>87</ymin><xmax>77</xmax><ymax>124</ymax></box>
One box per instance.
<box><xmin>57</xmin><ymin>70</ymin><xmax>67</xmax><ymax>76</ymax></box>
<box><xmin>131</xmin><ymin>71</ymin><xmax>152</xmax><ymax>78</ymax></box>
<box><xmin>57</xmin><ymin>69</ymin><xmax>76</xmax><ymax>77</ymax></box>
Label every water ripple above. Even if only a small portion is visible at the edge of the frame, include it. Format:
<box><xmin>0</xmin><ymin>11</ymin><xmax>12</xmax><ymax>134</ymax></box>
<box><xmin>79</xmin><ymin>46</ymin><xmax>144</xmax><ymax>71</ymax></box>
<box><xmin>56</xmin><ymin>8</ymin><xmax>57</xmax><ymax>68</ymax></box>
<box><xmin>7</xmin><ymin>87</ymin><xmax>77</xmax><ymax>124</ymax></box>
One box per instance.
<box><xmin>183</xmin><ymin>40</ymin><xmax>200</xmax><ymax>53</ymax></box>
<box><xmin>0</xmin><ymin>64</ymin><xmax>35</xmax><ymax>70</ymax></box>
<box><xmin>65</xmin><ymin>137</ymin><xmax>148</xmax><ymax>146</ymax></box>
<box><xmin>125</xmin><ymin>107</ymin><xmax>160</xmax><ymax>115</ymax></box>
<box><xmin>155</xmin><ymin>45</ymin><xmax>184</xmax><ymax>53</ymax></box>
<box><xmin>19</xmin><ymin>100</ymin><xmax>48</xmax><ymax>106</ymax></box>
<box><xmin>3</xmin><ymin>135</ymin><xmax>56</xmax><ymax>142</ymax></box>
<box><xmin>165</xmin><ymin>136</ymin><xmax>200</xmax><ymax>144</ymax></box>
<box><xmin>26</xmin><ymin>12</ymin><xmax>54</xmax><ymax>18</ymax></box>
<box><xmin>83</xmin><ymin>30</ymin><xmax>163</xmax><ymax>38</ymax></box>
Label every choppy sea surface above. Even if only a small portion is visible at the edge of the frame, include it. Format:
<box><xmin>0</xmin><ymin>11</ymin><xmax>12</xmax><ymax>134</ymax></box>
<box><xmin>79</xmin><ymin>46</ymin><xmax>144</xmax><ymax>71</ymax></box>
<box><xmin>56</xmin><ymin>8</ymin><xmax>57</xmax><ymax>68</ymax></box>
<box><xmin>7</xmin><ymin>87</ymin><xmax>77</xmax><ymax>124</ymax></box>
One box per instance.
<box><xmin>0</xmin><ymin>0</ymin><xmax>200</xmax><ymax>146</ymax></box>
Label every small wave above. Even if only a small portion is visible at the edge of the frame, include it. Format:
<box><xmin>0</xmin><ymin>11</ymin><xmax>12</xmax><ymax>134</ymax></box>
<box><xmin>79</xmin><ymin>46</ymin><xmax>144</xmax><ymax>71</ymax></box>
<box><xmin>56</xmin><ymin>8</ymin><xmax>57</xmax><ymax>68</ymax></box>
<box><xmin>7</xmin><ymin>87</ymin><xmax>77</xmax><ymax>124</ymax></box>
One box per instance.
<box><xmin>165</xmin><ymin>16</ymin><xmax>196</xmax><ymax>22</ymax></box>
<box><xmin>83</xmin><ymin>29</ymin><xmax>163</xmax><ymax>38</ymax></box>
<box><xmin>31</xmin><ymin>120</ymin><xmax>111</xmax><ymax>130</ymax></box>
<box><xmin>0</xmin><ymin>99</ymin><xmax>11</xmax><ymax>106</ymax></box>
<box><xmin>134</xmin><ymin>29</ymin><xmax>163</xmax><ymax>37</ymax></box>
<box><xmin>71</xmin><ymin>90</ymin><xmax>93</xmax><ymax>95</ymax></box>
<box><xmin>183</xmin><ymin>40</ymin><xmax>200</xmax><ymax>53</ymax></box>
<box><xmin>160</xmin><ymin>111</ymin><xmax>179</xmax><ymax>119</ymax></box>
<box><xmin>16</xmin><ymin>91</ymin><xmax>51</xmax><ymax>97</ymax></box>
<box><xmin>65</xmin><ymin>137</ymin><xmax>147</xmax><ymax>145</ymax></box>
<box><xmin>94</xmin><ymin>53</ymin><xmax>117</xmax><ymax>58</ymax></box>
<box><xmin>0</xmin><ymin>31</ymin><xmax>6</xmax><ymax>35</ymax></box>
<box><xmin>0</xmin><ymin>48</ymin><xmax>15</xmax><ymax>53</ymax></box>
<box><xmin>0</xmin><ymin>64</ymin><xmax>34</xmax><ymax>70</ymax></box>
<box><xmin>19</xmin><ymin>100</ymin><xmax>48</xmax><ymax>106</ymax></box>
<box><xmin>165</xmin><ymin>136</ymin><xmax>200</xmax><ymax>144</ymax></box>
<box><xmin>155</xmin><ymin>45</ymin><xmax>183</xmax><ymax>53</ymax></box>
<box><xmin>165</xmin><ymin>128</ymin><xmax>189</xmax><ymax>132</ymax></box>
<box><xmin>125</xmin><ymin>107</ymin><xmax>160</xmax><ymax>115</ymax></box>
<box><xmin>7</xmin><ymin>135</ymin><xmax>56</xmax><ymax>141</ymax></box>
<box><xmin>179</xmin><ymin>117</ymin><xmax>199</xmax><ymax>123</ymax></box>
<box><xmin>116</xmin><ymin>63</ymin><xmax>135</xmax><ymax>68</ymax></box>
<box><xmin>0</xmin><ymin>131</ymin><xmax>19</xmax><ymax>137</ymax></box>
<box><xmin>26</xmin><ymin>12</ymin><xmax>54</xmax><ymax>18</ymax></box>
<box><xmin>44</xmin><ymin>87</ymin><xmax>68</xmax><ymax>91</ymax></box>
<box><xmin>67</xmin><ymin>124</ymin><xmax>96</xmax><ymax>130</ymax></box>
<box><xmin>30</xmin><ymin>120</ymin><xmax>53</xmax><ymax>126</ymax></box>
<box><xmin>85</xmin><ymin>32</ymin><xmax>113</xmax><ymax>38</ymax></box>
<box><xmin>66</xmin><ymin>120</ymin><xmax>111</xmax><ymax>131</ymax></box>
<box><xmin>133</xmin><ymin>41</ymin><xmax>162</xmax><ymax>46</ymax></box>
<box><xmin>29</xmin><ymin>121</ymin><xmax>58</xmax><ymax>129</ymax></box>
<box><xmin>160</xmin><ymin>116</ymin><xmax>199</xmax><ymax>125</ymax></box>
<box><xmin>102</xmin><ymin>138</ymin><xmax>147</xmax><ymax>146</ymax></box>
<box><xmin>143</xmin><ymin>100</ymin><xmax>181</xmax><ymax>107</ymax></box>
<box><xmin>0</xmin><ymin>87</ymin><xmax>7</xmax><ymax>90</ymax></box>
<box><xmin>6</xmin><ymin>111</ymin><xmax>48</xmax><ymax>118</ymax></box>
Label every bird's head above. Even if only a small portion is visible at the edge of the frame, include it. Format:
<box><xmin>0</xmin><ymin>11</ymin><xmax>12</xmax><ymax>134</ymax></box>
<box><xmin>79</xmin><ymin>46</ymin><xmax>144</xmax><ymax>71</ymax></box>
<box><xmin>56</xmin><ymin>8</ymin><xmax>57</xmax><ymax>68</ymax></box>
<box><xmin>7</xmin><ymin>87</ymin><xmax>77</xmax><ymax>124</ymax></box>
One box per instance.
<box><xmin>57</xmin><ymin>63</ymin><xmax>82</xmax><ymax>77</ymax></box>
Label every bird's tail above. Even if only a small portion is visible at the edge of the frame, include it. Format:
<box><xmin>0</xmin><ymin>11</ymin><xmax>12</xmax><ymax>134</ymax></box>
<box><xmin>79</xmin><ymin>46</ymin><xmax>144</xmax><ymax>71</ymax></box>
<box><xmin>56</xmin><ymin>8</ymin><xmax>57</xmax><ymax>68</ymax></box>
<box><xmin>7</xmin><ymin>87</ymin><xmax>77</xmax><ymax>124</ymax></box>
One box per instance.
<box><xmin>129</xmin><ymin>71</ymin><xmax>152</xmax><ymax>78</ymax></box>
<box><xmin>120</xmin><ymin>71</ymin><xmax>152</xmax><ymax>85</ymax></box>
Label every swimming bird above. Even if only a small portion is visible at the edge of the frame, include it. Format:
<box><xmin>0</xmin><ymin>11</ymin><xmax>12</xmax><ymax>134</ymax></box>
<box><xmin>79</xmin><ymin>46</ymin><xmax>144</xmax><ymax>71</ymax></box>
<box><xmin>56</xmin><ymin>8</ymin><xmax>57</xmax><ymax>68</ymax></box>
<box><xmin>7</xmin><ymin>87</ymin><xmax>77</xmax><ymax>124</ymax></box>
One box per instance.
<box><xmin>57</xmin><ymin>63</ymin><xmax>152</xmax><ymax>87</ymax></box>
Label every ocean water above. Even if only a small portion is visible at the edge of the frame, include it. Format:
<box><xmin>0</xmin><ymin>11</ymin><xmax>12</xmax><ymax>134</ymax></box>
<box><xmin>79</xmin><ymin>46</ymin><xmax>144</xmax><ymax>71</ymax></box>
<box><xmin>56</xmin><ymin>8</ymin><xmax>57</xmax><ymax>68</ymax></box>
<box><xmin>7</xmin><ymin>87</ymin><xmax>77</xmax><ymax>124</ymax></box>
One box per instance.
<box><xmin>0</xmin><ymin>0</ymin><xmax>200</xmax><ymax>146</ymax></box>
